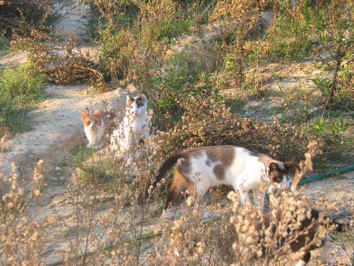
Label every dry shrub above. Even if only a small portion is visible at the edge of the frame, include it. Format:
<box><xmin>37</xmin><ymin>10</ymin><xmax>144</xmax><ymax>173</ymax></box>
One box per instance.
<box><xmin>57</xmin><ymin>168</ymin><xmax>146</xmax><ymax>265</ymax></box>
<box><xmin>55</xmin><ymin>139</ymin><xmax>178</xmax><ymax>265</ymax></box>
<box><xmin>7</xmin><ymin>0</ymin><xmax>104</xmax><ymax>88</ymax></box>
<box><xmin>98</xmin><ymin>28</ymin><xmax>136</xmax><ymax>82</ymax></box>
<box><xmin>0</xmin><ymin>130</ymin><xmax>8</xmax><ymax>152</ymax></box>
<box><xmin>13</xmin><ymin>30</ymin><xmax>105</xmax><ymax>87</ymax></box>
<box><xmin>210</xmin><ymin>0</ymin><xmax>267</xmax><ymax>86</ymax></box>
<box><xmin>227</xmin><ymin>188</ymin><xmax>334</xmax><ymax>265</ymax></box>
<box><xmin>0</xmin><ymin>160</ymin><xmax>46</xmax><ymax>264</ymax></box>
<box><xmin>0</xmin><ymin>0</ymin><xmax>51</xmax><ymax>38</ymax></box>
<box><xmin>148</xmin><ymin>208</ymin><xmax>235</xmax><ymax>265</ymax></box>
<box><xmin>89</xmin><ymin>0</ymin><xmax>184</xmax><ymax>85</ymax></box>
<box><xmin>76</xmin><ymin>137</ymin><xmax>156</xmax><ymax>196</ymax></box>
<box><xmin>0</xmin><ymin>145</ymin><xmax>156</xmax><ymax>265</ymax></box>
<box><xmin>11</xmin><ymin>0</ymin><xmax>188</xmax><ymax>89</ymax></box>
<box><xmin>154</xmin><ymin>91</ymin><xmax>313</xmax><ymax>163</ymax></box>
<box><xmin>227</xmin><ymin>141</ymin><xmax>335</xmax><ymax>265</ymax></box>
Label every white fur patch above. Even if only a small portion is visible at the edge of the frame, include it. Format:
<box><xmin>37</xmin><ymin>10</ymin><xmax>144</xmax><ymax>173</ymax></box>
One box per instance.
<box><xmin>178</xmin><ymin>146</ymin><xmax>284</xmax><ymax>205</ymax></box>
<box><xmin>84</xmin><ymin>118</ymin><xmax>104</xmax><ymax>149</ymax></box>
<box><xmin>295</xmin><ymin>260</ymin><xmax>306</xmax><ymax>266</ymax></box>
<box><xmin>110</xmin><ymin>94</ymin><xmax>150</xmax><ymax>163</ymax></box>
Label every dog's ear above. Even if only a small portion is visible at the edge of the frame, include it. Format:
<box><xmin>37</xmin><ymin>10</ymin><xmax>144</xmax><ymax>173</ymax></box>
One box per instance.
<box><xmin>126</xmin><ymin>95</ymin><xmax>134</xmax><ymax>105</ymax></box>
<box><xmin>80</xmin><ymin>111</ymin><xmax>90</xmax><ymax>126</ymax></box>
<box><xmin>93</xmin><ymin>109</ymin><xmax>104</xmax><ymax>118</ymax></box>
<box><xmin>269</xmin><ymin>162</ymin><xmax>280</xmax><ymax>172</ymax></box>
<box><xmin>269</xmin><ymin>162</ymin><xmax>283</xmax><ymax>183</ymax></box>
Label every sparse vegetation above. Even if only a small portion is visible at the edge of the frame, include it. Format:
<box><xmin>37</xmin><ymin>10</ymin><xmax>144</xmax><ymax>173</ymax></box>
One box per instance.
<box><xmin>0</xmin><ymin>0</ymin><xmax>353</xmax><ymax>264</ymax></box>
<box><xmin>0</xmin><ymin>0</ymin><xmax>57</xmax><ymax>42</ymax></box>
<box><xmin>0</xmin><ymin>64</ymin><xmax>48</xmax><ymax>137</ymax></box>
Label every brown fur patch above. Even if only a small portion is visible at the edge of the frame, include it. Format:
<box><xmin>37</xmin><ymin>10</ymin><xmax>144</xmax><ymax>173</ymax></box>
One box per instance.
<box><xmin>178</xmin><ymin>146</ymin><xmax>235</xmax><ymax>180</ymax></box>
<box><xmin>80</xmin><ymin>111</ymin><xmax>90</xmax><ymax>127</ymax></box>
<box><xmin>165</xmin><ymin>168</ymin><xmax>194</xmax><ymax>209</ymax></box>
<box><xmin>256</xmin><ymin>153</ymin><xmax>287</xmax><ymax>183</ymax></box>
<box><xmin>93</xmin><ymin>109</ymin><xmax>104</xmax><ymax>119</ymax></box>
<box><xmin>177</xmin><ymin>157</ymin><xmax>191</xmax><ymax>176</ymax></box>
<box><xmin>184</xmin><ymin>145</ymin><xmax>235</xmax><ymax>162</ymax></box>
<box><xmin>127</xmin><ymin>96</ymin><xmax>133</xmax><ymax>106</ymax></box>
<box><xmin>207</xmin><ymin>146</ymin><xmax>234</xmax><ymax>180</ymax></box>
<box><xmin>81</xmin><ymin>109</ymin><xmax>106</xmax><ymax>129</ymax></box>
<box><xmin>213</xmin><ymin>164</ymin><xmax>225</xmax><ymax>180</ymax></box>
<box><xmin>205</xmin><ymin>146</ymin><xmax>235</xmax><ymax>169</ymax></box>
<box><xmin>268</xmin><ymin>162</ymin><xmax>284</xmax><ymax>183</ymax></box>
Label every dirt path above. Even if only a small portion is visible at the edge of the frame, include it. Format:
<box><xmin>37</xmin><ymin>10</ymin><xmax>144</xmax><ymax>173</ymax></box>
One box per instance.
<box><xmin>0</xmin><ymin>0</ymin><xmax>106</xmax><ymax>181</ymax></box>
<box><xmin>52</xmin><ymin>0</ymin><xmax>90</xmax><ymax>39</ymax></box>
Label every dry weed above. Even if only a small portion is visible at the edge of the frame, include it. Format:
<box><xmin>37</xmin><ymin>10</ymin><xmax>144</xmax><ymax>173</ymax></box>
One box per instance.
<box><xmin>0</xmin><ymin>160</ymin><xmax>46</xmax><ymax>264</ymax></box>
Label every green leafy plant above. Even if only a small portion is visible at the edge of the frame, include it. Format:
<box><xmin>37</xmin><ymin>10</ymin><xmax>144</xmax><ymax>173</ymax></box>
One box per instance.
<box><xmin>309</xmin><ymin>117</ymin><xmax>349</xmax><ymax>139</ymax></box>
<box><xmin>0</xmin><ymin>36</ymin><xmax>9</xmax><ymax>51</ymax></box>
<box><xmin>148</xmin><ymin>49</ymin><xmax>219</xmax><ymax>129</ymax></box>
<box><xmin>0</xmin><ymin>64</ymin><xmax>48</xmax><ymax>136</ymax></box>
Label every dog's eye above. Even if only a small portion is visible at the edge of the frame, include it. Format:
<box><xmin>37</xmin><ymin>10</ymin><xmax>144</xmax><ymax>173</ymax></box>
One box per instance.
<box><xmin>136</xmin><ymin>97</ymin><xmax>144</xmax><ymax>107</ymax></box>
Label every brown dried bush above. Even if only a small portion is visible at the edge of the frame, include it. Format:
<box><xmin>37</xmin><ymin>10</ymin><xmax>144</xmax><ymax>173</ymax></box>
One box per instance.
<box><xmin>153</xmin><ymin>91</ymin><xmax>312</xmax><ymax>163</ymax></box>
<box><xmin>0</xmin><ymin>0</ymin><xmax>51</xmax><ymax>38</ymax></box>
<box><xmin>13</xmin><ymin>30</ymin><xmax>105</xmax><ymax>87</ymax></box>
<box><xmin>0</xmin><ymin>160</ymin><xmax>47</xmax><ymax>264</ymax></box>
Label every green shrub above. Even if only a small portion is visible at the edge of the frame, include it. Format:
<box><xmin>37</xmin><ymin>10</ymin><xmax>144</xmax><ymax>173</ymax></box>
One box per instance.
<box><xmin>0</xmin><ymin>64</ymin><xmax>48</xmax><ymax>136</ymax></box>
<box><xmin>309</xmin><ymin>117</ymin><xmax>349</xmax><ymax>140</ymax></box>
<box><xmin>151</xmin><ymin>52</ymin><xmax>216</xmax><ymax>129</ymax></box>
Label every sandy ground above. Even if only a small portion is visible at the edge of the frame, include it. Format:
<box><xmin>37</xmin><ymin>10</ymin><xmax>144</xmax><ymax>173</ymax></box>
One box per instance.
<box><xmin>0</xmin><ymin>0</ymin><xmax>112</xmax><ymax>182</ymax></box>
<box><xmin>0</xmin><ymin>1</ymin><xmax>352</xmax><ymax>264</ymax></box>
<box><xmin>52</xmin><ymin>0</ymin><xmax>90</xmax><ymax>39</ymax></box>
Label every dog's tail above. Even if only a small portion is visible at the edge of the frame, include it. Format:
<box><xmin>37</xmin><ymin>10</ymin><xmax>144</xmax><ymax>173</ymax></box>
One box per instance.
<box><xmin>144</xmin><ymin>153</ymin><xmax>183</xmax><ymax>200</ymax></box>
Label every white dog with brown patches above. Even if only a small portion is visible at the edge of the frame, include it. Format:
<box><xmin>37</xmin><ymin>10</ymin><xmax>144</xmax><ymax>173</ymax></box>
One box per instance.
<box><xmin>146</xmin><ymin>145</ymin><xmax>293</xmax><ymax>210</ymax></box>
<box><xmin>81</xmin><ymin>109</ymin><xmax>105</xmax><ymax>149</ymax></box>
<box><xmin>146</xmin><ymin>145</ymin><xmax>349</xmax><ymax>266</ymax></box>
<box><xmin>110</xmin><ymin>94</ymin><xmax>150</xmax><ymax>164</ymax></box>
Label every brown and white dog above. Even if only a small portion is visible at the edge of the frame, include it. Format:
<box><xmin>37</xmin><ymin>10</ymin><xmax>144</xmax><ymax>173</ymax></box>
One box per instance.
<box><xmin>81</xmin><ymin>108</ymin><xmax>117</xmax><ymax>149</ymax></box>
<box><xmin>81</xmin><ymin>109</ymin><xmax>105</xmax><ymax>149</ymax></box>
<box><xmin>146</xmin><ymin>145</ymin><xmax>293</xmax><ymax>209</ymax></box>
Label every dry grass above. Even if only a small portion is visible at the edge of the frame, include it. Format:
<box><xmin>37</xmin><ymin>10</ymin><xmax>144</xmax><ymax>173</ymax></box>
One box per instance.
<box><xmin>0</xmin><ymin>114</ymin><xmax>352</xmax><ymax>264</ymax></box>
<box><xmin>0</xmin><ymin>0</ymin><xmax>353</xmax><ymax>264</ymax></box>
<box><xmin>0</xmin><ymin>160</ymin><xmax>46</xmax><ymax>264</ymax></box>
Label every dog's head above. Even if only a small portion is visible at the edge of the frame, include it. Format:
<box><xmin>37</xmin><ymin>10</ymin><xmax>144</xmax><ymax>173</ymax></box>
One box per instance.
<box><xmin>268</xmin><ymin>161</ymin><xmax>296</xmax><ymax>189</ymax></box>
